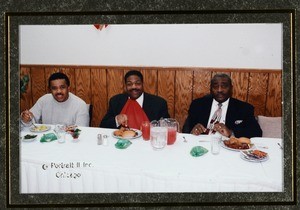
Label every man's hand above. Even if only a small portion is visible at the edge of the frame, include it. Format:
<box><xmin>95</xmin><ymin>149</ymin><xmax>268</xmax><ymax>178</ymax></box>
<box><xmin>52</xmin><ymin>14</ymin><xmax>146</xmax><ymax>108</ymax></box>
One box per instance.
<box><xmin>21</xmin><ymin>110</ymin><xmax>33</xmax><ymax>123</ymax></box>
<box><xmin>116</xmin><ymin>114</ymin><xmax>128</xmax><ymax>127</ymax></box>
<box><xmin>213</xmin><ymin>123</ymin><xmax>232</xmax><ymax>137</ymax></box>
<box><xmin>191</xmin><ymin>123</ymin><xmax>207</xmax><ymax>135</ymax></box>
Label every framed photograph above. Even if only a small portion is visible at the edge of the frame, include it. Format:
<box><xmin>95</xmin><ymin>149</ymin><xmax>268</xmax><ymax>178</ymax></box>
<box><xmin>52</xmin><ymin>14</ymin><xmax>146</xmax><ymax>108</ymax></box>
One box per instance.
<box><xmin>2</xmin><ymin>1</ymin><xmax>298</xmax><ymax>209</ymax></box>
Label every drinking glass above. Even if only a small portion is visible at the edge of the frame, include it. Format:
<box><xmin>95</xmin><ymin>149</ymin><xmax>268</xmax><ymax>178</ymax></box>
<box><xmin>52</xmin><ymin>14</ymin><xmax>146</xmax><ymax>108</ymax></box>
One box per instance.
<box><xmin>210</xmin><ymin>135</ymin><xmax>221</xmax><ymax>155</ymax></box>
<box><xmin>141</xmin><ymin>121</ymin><xmax>150</xmax><ymax>141</ymax></box>
<box><xmin>55</xmin><ymin>124</ymin><xmax>66</xmax><ymax>143</ymax></box>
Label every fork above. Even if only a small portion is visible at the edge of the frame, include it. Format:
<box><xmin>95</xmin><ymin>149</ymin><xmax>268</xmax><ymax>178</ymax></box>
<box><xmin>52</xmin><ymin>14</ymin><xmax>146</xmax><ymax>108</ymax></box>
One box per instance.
<box><xmin>31</xmin><ymin>122</ymin><xmax>38</xmax><ymax>128</ymax></box>
<box><xmin>119</xmin><ymin>124</ymin><xmax>130</xmax><ymax>130</ymax></box>
<box><xmin>30</xmin><ymin>116</ymin><xmax>38</xmax><ymax>128</ymax></box>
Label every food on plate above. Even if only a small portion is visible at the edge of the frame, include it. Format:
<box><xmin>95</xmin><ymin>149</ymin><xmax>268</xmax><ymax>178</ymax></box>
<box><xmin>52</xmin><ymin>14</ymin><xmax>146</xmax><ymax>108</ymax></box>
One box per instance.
<box><xmin>238</xmin><ymin>137</ymin><xmax>251</xmax><ymax>144</ymax></box>
<box><xmin>24</xmin><ymin>134</ymin><xmax>37</xmax><ymax>139</ymax></box>
<box><xmin>248</xmin><ymin>150</ymin><xmax>268</xmax><ymax>159</ymax></box>
<box><xmin>113</xmin><ymin>126</ymin><xmax>138</xmax><ymax>138</ymax></box>
<box><xmin>113</xmin><ymin>130</ymin><xmax>123</xmax><ymax>137</ymax></box>
<box><xmin>240</xmin><ymin>149</ymin><xmax>269</xmax><ymax>162</ymax></box>
<box><xmin>122</xmin><ymin>130</ymin><xmax>136</xmax><ymax>138</ymax></box>
<box><xmin>31</xmin><ymin>125</ymin><xmax>48</xmax><ymax>132</ymax></box>
<box><xmin>223</xmin><ymin>137</ymin><xmax>251</xmax><ymax>150</ymax></box>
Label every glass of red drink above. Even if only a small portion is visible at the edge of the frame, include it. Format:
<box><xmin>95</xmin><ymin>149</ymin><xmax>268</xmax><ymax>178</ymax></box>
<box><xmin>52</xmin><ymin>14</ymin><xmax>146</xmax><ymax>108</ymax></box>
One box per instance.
<box><xmin>141</xmin><ymin>121</ymin><xmax>150</xmax><ymax>140</ymax></box>
<box><xmin>167</xmin><ymin>127</ymin><xmax>177</xmax><ymax>145</ymax></box>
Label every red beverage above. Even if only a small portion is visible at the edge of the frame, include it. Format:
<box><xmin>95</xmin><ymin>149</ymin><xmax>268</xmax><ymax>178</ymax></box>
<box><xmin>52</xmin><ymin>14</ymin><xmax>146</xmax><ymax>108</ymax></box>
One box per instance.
<box><xmin>167</xmin><ymin>127</ymin><xmax>177</xmax><ymax>145</ymax></box>
<box><xmin>141</xmin><ymin>121</ymin><xmax>150</xmax><ymax>141</ymax></box>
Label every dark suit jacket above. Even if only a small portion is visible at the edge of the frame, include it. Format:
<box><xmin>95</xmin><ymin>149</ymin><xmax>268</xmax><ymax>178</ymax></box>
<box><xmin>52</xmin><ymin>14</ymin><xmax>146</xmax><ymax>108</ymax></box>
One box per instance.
<box><xmin>182</xmin><ymin>95</ymin><xmax>262</xmax><ymax>138</ymax></box>
<box><xmin>100</xmin><ymin>92</ymin><xmax>170</xmax><ymax>128</ymax></box>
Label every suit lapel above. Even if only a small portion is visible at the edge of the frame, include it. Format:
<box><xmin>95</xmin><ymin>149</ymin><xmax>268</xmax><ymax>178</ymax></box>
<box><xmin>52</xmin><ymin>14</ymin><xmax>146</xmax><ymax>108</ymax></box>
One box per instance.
<box><xmin>203</xmin><ymin>97</ymin><xmax>213</xmax><ymax>125</ymax></box>
<box><xmin>225</xmin><ymin>98</ymin><xmax>235</xmax><ymax>126</ymax></box>
<box><xmin>117</xmin><ymin>94</ymin><xmax>129</xmax><ymax>113</ymax></box>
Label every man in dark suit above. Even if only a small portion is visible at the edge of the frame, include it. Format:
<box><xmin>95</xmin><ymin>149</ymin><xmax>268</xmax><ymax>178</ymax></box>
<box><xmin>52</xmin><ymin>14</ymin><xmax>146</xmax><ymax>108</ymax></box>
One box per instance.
<box><xmin>183</xmin><ymin>73</ymin><xmax>262</xmax><ymax>138</ymax></box>
<box><xmin>100</xmin><ymin>70</ymin><xmax>170</xmax><ymax>129</ymax></box>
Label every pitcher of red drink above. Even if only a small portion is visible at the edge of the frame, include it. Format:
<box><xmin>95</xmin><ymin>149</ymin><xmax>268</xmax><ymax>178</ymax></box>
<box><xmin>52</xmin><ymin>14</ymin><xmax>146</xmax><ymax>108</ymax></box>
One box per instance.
<box><xmin>160</xmin><ymin>118</ymin><xmax>179</xmax><ymax>145</ymax></box>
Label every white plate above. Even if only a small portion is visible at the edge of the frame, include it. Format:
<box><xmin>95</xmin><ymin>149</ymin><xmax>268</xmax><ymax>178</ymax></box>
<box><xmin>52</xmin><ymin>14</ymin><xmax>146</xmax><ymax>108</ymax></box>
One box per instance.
<box><xmin>112</xmin><ymin>129</ymin><xmax>142</xmax><ymax>140</ymax></box>
<box><xmin>30</xmin><ymin>125</ymin><xmax>51</xmax><ymax>133</ymax></box>
<box><xmin>22</xmin><ymin>135</ymin><xmax>38</xmax><ymax>142</ymax></box>
<box><xmin>240</xmin><ymin>150</ymin><xmax>269</xmax><ymax>162</ymax></box>
<box><xmin>220</xmin><ymin>140</ymin><xmax>254</xmax><ymax>152</ymax></box>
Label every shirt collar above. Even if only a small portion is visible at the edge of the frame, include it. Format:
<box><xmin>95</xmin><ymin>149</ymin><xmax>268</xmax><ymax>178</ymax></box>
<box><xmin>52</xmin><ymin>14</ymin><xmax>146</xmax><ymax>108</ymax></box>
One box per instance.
<box><xmin>212</xmin><ymin>97</ymin><xmax>230</xmax><ymax>107</ymax></box>
<box><xmin>129</xmin><ymin>93</ymin><xmax>144</xmax><ymax>107</ymax></box>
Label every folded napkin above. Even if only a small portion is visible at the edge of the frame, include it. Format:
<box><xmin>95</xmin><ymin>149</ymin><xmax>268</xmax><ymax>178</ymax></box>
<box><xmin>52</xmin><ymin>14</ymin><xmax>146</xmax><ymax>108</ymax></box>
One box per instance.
<box><xmin>115</xmin><ymin>139</ymin><xmax>132</xmax><ymax>149</ymax></box>
<box><xmin>120</xmin><ymin>99</ymin><xmax>149</xmax><ymax>129</ymax></box>
<box><xmin>40</xmin><ymin>133</ymin><xmax>58</xmax><ymax>143</ymax></box>
<box><xmin>190</xmin><ymin>146</ymin><xmax>208</xmax><ymax>157</ymax></box>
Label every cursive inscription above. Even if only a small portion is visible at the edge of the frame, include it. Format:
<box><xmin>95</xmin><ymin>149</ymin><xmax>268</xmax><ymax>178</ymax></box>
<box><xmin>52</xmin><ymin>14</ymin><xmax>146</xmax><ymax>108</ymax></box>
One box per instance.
<box><xmin>41</xmin><ymin>161</ymin><xmax>93</xmax><ymax>179</ymax></box>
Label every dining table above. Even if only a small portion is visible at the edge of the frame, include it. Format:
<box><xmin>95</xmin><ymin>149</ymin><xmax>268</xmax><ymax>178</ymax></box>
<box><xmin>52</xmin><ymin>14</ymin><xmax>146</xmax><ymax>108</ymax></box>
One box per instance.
<box><xmin>20</xmin><ymin>125</ymin><xmax>283</xmax><ymax>193</ymax></box>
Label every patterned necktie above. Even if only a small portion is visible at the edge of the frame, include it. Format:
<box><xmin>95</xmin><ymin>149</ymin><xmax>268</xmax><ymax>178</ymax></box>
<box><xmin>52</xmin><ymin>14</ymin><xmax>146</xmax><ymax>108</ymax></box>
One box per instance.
<box><xmin>208</xmin><ymin>103</ymin><xmax>222</xmax><ymax>134</ymax></box>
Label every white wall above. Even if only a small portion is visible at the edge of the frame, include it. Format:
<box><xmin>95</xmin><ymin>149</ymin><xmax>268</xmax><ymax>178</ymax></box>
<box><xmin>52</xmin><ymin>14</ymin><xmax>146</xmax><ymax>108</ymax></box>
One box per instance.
<box><xmin>20</xmin><ymin>24</ymin><xmax>282</xmax><ymax>69</ymax></box>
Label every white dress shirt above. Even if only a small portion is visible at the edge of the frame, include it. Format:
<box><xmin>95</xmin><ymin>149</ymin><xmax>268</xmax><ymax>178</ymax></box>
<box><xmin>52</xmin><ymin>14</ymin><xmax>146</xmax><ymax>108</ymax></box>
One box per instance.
<box><xmin>135</xmin><ymin>93</ymin><xmax>144</xmax><ymax>107</ymax></box>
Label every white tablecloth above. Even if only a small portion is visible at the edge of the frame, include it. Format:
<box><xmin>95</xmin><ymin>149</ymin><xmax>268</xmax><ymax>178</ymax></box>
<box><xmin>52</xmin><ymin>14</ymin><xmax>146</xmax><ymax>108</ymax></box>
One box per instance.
<box><xmin>20</xmin><ymin>125</ymin><xmax>283</xmax><ymax>193</ymax></box>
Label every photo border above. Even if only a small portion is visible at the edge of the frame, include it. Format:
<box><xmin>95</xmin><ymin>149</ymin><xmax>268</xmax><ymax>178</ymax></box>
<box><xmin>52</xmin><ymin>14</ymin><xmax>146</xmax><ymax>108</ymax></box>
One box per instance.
<box><xmin>2</xmin><ymin>3</ymin><xmax>298</xmax><ymax>209</ymax></box>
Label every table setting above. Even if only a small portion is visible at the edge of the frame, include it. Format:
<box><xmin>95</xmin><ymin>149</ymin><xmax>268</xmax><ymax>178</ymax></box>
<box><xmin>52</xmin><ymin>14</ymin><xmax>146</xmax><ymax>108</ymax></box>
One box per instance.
<box><xmin>20</xmin><ymin>120</ymin><xmax>283</xmax><ymax>193</ymax></box>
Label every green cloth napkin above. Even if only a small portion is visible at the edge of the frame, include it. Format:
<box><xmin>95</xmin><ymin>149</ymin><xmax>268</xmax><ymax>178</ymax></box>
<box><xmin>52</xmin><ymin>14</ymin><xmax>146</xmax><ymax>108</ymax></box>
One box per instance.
<box><xmin>190</xmin><ymin>146</ymin><xmax>208</xmax><ymax>157</ymax></box>
<box><xmin>115</xmin><ymin>139</ymin><xmax>132</xmax><ymax>149</ymax></box>
<box><xmin>40</xmin><ymin>133</ymin><xmax>58</xmax><ymax>143</ymax></box>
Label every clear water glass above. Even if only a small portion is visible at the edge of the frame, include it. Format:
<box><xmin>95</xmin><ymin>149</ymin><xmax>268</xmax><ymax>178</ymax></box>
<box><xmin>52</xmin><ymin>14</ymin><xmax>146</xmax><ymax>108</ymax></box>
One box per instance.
<box><xmin>210</xmin><ymin>135</ymin><xmax>221</xmax><ymax>155</ymax></box>
<box><xmin>150</xmin><ymin>126</ymin><xmax>167</xmax><ymax>150</ymax></box>
<box><xmin>55</xmin><ymin>124</ymin><xmax>66</xmax><ymax>143</ymax></box>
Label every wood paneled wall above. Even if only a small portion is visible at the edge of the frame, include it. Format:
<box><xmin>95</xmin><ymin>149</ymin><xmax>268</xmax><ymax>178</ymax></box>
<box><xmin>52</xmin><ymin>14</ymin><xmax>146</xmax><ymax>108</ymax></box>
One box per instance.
<box><xmin>20</xmin><ymin>65</ymin><xmax>282</xmax><ymax>130</ymax></box>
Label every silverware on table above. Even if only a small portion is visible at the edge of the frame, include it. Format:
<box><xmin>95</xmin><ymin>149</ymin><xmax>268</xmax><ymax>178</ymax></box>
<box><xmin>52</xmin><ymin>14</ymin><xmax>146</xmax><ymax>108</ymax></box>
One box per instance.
<box><xmin>198</xmin><ymin>140</ymin><xmax>210</xmax><ymax>142</ymax></box>
<box><xmin>183</xmin><ymin>136</ymin><xmax>187</xmax><ymax>143</ymax></box>
<box><xmin>277</xmin><ymin>143</ymin><xmax>283</xmax><ymax>149</ymax></box>
<box><xmin>30</xmin><ymin>116</ymin><xmax>38</xmax><ymax>128</ymax></box>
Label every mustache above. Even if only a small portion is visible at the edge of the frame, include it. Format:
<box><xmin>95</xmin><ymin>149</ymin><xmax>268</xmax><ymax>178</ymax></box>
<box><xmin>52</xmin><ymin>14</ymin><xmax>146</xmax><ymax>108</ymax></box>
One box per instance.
<box><xmin>215</xmin><ymin>93</ymin><xmax>226</xmax><ymax>97</ymax></box>
<box><xmin>129</xmin><ymin>89</ymin><xmax>140</xmax><ymax>92</ymax></box>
